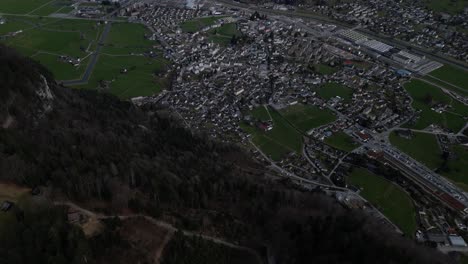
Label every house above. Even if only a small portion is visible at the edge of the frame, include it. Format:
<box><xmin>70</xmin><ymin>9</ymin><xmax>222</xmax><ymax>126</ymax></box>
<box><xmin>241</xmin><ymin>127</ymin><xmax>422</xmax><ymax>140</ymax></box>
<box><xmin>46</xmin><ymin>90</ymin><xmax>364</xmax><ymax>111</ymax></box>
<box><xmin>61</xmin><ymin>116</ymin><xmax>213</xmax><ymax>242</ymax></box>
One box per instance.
<box><xmin>1</xmin><ymin>201</ymin><xmax>14</xmax><ymax>212</ymax></box>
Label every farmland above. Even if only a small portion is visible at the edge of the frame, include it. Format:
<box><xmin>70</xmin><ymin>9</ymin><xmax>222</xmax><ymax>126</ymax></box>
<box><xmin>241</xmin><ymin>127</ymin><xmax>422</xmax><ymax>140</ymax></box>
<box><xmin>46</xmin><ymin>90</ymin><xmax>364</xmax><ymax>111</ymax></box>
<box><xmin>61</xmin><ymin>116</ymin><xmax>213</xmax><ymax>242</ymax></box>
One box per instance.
<box><xmin>348</xmin><ymin>168</ymin><xmax>417</xmax><ymax>236</ymax></box>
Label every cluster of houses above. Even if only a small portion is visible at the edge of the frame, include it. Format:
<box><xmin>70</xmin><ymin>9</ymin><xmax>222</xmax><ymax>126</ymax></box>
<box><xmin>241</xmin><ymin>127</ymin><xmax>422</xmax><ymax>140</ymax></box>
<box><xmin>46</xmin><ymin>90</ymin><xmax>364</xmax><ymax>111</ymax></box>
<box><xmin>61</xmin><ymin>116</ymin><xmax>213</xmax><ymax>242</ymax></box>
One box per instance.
<box><xmin>299</xmin><ymin>0</ymin><xmax>468</xmax><ymax>63</ymax></box>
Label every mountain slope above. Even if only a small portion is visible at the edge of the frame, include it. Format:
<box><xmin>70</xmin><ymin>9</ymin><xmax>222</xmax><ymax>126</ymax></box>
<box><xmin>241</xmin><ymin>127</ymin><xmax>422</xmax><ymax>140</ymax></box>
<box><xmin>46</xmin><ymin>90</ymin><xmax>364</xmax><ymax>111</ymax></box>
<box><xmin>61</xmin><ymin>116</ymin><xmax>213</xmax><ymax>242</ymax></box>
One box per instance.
<box><xmin>0</xmin><ymin>45</ymin><xmax>454</xmax><ymax>264</ymax></box>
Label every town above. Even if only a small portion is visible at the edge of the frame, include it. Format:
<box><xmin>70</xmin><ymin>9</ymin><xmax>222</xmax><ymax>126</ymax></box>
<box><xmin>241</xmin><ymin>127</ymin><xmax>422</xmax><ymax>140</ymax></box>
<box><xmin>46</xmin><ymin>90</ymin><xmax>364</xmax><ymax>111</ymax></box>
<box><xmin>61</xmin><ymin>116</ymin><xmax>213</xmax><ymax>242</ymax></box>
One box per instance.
<box><xmin>0</xmin><ymin>0</ymin><xmax>467</xmax><ymax>260</ymax></box>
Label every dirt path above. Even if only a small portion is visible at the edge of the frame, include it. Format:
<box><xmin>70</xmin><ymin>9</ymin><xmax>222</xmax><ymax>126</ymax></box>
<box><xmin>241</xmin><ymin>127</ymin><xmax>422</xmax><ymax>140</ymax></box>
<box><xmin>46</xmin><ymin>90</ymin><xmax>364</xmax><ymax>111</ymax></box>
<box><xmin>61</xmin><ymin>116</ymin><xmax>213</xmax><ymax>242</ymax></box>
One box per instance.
<box><xmin>54</xmin><ymin>201</ymin><xmax>264</xmax><ymax>264</ymax></box>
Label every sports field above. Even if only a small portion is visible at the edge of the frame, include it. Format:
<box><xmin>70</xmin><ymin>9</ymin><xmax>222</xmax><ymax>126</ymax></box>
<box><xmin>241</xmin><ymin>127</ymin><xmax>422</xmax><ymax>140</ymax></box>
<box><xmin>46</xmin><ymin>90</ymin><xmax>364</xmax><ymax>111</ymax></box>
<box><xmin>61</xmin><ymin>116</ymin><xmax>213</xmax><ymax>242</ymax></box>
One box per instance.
<box><xmin>280</xmin><ymin>104</ymin><xmax>336</xmax><ymax>133</ymax></box>
<box><xmin>348</xmin><ymin>168</ymin><xmax>417</xmax><ymax>236</ymax></box>
<box><xmin>403</xmin><ymin>80</ymin><xmax>468</xmax><ymax>133</ymax></box>
<box><xmin>241</xmin><ymin>106</ymin><xmax>303</xmax><ymax>161</ymax></box>
<box><xmin>324</xmin><ymin>132</ymin><xmax>360</xmax><ymax>152</ymax></box>
<box><xmin>316</xmin><ymin>82</ymin><xmax>353</xmax><ymax>102</ymax></box>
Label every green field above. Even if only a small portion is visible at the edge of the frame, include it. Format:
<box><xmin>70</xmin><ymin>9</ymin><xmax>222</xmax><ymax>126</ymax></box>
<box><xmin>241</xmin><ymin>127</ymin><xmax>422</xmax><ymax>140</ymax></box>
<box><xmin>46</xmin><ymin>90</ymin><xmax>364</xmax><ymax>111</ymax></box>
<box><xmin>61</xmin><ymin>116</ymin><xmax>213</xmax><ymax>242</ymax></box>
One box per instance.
<box><xmin>390</xmin><ymin>131</ymin><xmax>443</xmax><ymax>170</ymax></box>
<box><xmin>1</xmin><ymin>17</ymin><xmax>102</xmax><ymax>57</ymax></box>
<box><xmin>180</xmin><ymin>16</ymin><xmax>223</xmax><ymax>33</ymax></box>
<box><xmin>250</xmin><ymin>105</ymin><xmax>270</xmax><ymax>122</ymax></box>
<box><xmin>314</xmin><ymin>64</ymin><xmax>339</xmax><ymax>75</ymax></box>
<box><xmin>280</xmin><ymin>104</ymin><xmax>336</xmax><ymax>133</ymax></box>
<box><xmin>348</xmin><ymin>168</ymin><xmax>417</xmax><ymax>236</ymax></box>
<box><xmin>460</xmin><ymin>254</ymin><xmax>468</xmax><ymax>264</ymax></box>
<box><xmin>32</xmin><ymin>52</ymin><xmax>89</xmax><ymax>80</ymax></box>
<box><xmin>324</xmin><ymin>132</ymin><xmax>360</xmax><ymax>152</ymax></box>
<box><xmin>75</xmin><ymin>22</ymin><xmax>170</xmax><ymax>98</ymax></box>
<box><xmin>30</xmin><ymin>0</ymin><xmax>73</xmax><ymax>16</ymax></box>
<box><xmin>391</xmin><ymin>131</ymin><xmax>468</xmax><ymax>192</ymax></box>
<box><xmin>241</xmin><ymin>107</ymin><xmax>303</xmax><ymax>161</ymax></box>
<box><xmin>0</xmin><ymin>0</ymin><xmax>52</xmax><ymax>14</ymax></box>
<box><xmin>1</xmin><ymin>18</ymin><xmax>169</xmax><ymax>98</ymax></box>
<box><xmin>439</xmin><ymin>145</ymin><xmax>468</xmax><ymax>192</ymax></box>
<box><xmin>424</xmin><ymin>0</ymin><xmax>468</xmax><ymax>14</ymax></box>
<box><xmin>0</xmin><ymin>17</ymin><xmax>103</xmax><ymax>79</ymax></box>
<box><xmin>207</xmin><ymin>23</ymin><xmax>241</xmax><ymax>46</ymax></box>
<box><xmin>403</xmin><ymin>80</ymin><xmax>468</xmax><ymax>132</ymax></box>
<box><xmin>316</xmin><ymin>82</ymin><xmax>353</xmax><ymax>102</ymax></box>
<box><xmin>102</xmin><ymin>22</ymin><xmax>154</xmax><ymax>55</ymax></box>
<box><xmin>428</xmin><ymin>65</ymin><xmax>468</xmax><ymax>94</ymax></box>
<box><xmin>78</xmin><ymin>54</ymin><xmax>169</xmax><ymax>98</ymax></box>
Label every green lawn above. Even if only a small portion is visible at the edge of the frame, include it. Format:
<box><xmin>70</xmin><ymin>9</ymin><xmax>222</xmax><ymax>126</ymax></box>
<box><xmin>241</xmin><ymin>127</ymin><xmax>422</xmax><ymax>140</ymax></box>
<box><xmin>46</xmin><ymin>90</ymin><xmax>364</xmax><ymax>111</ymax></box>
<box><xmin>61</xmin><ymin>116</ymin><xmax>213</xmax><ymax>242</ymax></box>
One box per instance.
<box><xmin>1</xmin><ymin>17</ymin><xmax>102</xmax><ymax>58</ymax></box>
<box><xmin>316</xmin><ymin>82</ymin><xmax>353</xmax><ymax>102</ymax></box>
<box><xmin>460</xmin><ymin>254</ymin><xmax>468</xmax><ymax>264</ymax></box>
<box><xmin>250</xmin><ymin>105</ymin><xmax>270</xmax><ymax>122</ymax></box>
<box><xmin>403</xmin><ymin>80</ymin><xmax>468</xmax><ymax>133</ymax></box>
<box><xmin>391</xmin><ymin>132</ymin><xmax>468</xmax><ymax>192</ymax></box>
<box><xmin>424</xmin><ymin>0</ymin><xmax>468</xmax><ymax>14</ymax></box>
<box><xmin>0</xmin><ymin>0</ymin><xmax>52</xmax><ymax>14</ymax></box>
<box><xmin>207</xmin><ymin>23</ymin><xmax>241</xmax><ymax>46</ymax></box>
<box><xmin>324</xmin><ymin>132</ymin><xmax>360</xmax><ymax>152</ymax></box>
<box><xmin>390</xmin><ymin>131</ymin><xmax>443</xmax><ymax>170</ymax></box>
<box><xmin>314</xmin><ymin>64</ymin><xmax>339</xmax><ymax>75</ymax></box>
<box><xmin>348</xmin><ymin>168</ymin><xmax>417</xmax><ymax>236</ymax></box>
<box><xmin>31</xmin><ymin>52</ymin><xmax>88</xmax><ymax>80</ymax></box>
<box><xmin>439</xmin><ymin>145</ymin><xmax>468</xmax><ymax>192</ymax></box>
<box><xmin>280</xmin><ymin>104</ymin><xmax>336</xmax><ymax>133</ymax></box>
<box><xmin>76</xmin><ymin>54</ymin><xmax>169</xmax><ymax>99</ymax></box>
<box><xmin>102</xmin><ymin>22</ymin><xmax>154</xmax><ymax>55</ymax></box>
<box><xmin>428</xmin><ymin>65</ymin><xmax>468</xmax><ymax>93</ymax></box>
<box><xmin>30</xmin><ymin>0</ymin><xmax>73</xmax><ymax>16</ymax></box>
<box><xmin>241</xmin><ymin>107</ymin><xmax>303</xmax><ymax>161</ymax></box>
<box><xmin>180</xmin><ymin>16</ymin><xmax>223</xmax><ymax>33</ymax></box>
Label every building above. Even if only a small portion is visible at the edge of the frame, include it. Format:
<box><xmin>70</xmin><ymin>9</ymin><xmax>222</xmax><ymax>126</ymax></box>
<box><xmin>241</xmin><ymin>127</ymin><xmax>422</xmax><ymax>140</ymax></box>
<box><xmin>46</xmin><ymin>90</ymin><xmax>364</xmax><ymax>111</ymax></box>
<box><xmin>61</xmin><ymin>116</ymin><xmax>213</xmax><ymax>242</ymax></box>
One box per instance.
<box><xmin>448</xmin><ymin>235</ymin><xmax>468</xmax><ymax>247</ymax></box>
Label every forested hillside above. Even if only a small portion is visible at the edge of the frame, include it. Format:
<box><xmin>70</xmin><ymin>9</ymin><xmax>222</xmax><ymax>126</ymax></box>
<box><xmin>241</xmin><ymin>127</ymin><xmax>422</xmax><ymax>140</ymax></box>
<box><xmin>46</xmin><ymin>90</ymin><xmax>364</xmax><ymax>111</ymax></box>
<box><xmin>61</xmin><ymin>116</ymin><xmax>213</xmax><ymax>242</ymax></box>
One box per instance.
<box><xmin>0</xmin><ymin>45</ymin><xmax>453</xmax><ymax>263</ymax></box>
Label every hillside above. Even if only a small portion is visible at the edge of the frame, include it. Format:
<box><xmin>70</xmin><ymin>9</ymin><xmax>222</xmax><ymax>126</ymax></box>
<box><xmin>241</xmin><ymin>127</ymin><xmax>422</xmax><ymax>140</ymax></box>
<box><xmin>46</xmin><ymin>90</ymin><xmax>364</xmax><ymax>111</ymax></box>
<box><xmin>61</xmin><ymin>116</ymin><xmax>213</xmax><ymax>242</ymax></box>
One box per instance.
<box><xmin>0</xmin><ymin>45</ymin><xmax>453</xmax><ymax>264</ymax></box>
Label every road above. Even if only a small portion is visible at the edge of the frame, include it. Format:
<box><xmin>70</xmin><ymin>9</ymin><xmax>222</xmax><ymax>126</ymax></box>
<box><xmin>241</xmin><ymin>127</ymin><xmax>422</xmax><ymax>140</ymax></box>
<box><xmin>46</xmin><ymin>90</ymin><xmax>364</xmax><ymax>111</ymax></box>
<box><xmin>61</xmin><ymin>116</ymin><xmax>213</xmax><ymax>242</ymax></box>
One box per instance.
<box><xmin>212</xmin><ymin>0</ymin><xmax>468</xmax><ymax>71</ymax></box>
<box><xmin>61</xmin><ymin>22</ymin><xmax>112</xmax><ymax>86</ymax></box>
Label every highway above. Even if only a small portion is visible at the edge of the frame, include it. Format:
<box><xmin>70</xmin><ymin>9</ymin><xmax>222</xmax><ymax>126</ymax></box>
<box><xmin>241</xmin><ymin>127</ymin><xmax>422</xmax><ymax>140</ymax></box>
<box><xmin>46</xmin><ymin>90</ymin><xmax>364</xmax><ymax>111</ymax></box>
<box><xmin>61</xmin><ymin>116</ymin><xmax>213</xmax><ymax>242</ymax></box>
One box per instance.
<box><xmin>212</xmin><ymin>0</ymin><xmax>468</xmax><ymax>71</ymax></box>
